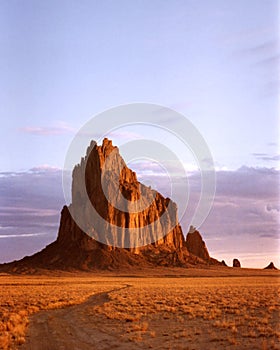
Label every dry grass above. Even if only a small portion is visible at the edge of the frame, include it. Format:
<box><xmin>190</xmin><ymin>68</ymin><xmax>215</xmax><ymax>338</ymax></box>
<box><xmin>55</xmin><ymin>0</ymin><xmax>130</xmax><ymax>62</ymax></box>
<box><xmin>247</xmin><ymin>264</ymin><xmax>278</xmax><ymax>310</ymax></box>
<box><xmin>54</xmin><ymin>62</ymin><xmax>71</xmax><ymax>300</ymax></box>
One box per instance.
<box><xmin>0</xmin><ymin>273</ymin><xmax>279</xmax><ymax>350</ymax></box>
<box><xmin>93</xmin><ymin>276</ymin><xmax>280</xmax><ymax>349</ymax></box>
<box><xmin>0</xmin><ymin>275</ymin><xmax>119</xmax><ymax>349</ymax></box>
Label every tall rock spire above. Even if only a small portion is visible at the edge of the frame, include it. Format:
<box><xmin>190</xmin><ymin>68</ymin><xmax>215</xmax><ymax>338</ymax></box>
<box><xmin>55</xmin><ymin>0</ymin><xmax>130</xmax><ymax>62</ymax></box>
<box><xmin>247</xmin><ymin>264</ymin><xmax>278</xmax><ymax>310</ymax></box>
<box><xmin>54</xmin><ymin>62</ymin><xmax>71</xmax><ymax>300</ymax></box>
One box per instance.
<box><xmin>0</xmin><ymin>139</ymin><xmax>221</xmax><ymax>271</ymax></box>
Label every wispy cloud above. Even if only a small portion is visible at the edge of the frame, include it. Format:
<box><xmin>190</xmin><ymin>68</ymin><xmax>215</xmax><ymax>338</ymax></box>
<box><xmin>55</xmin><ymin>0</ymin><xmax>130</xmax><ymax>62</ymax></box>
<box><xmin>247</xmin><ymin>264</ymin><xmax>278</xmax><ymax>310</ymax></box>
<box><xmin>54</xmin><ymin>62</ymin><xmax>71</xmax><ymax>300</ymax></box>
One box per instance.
<box><xmin>240</xmin><ymin>40</ymin><xmax>278</xmax><ymax>57</ymax></box>
<box><xmin>267</xmin><ymin>142</ymin><xmax>278</xmax><ymax>147</ymax></box>
<box><xmin>221</xmin><ymin>25</ymin><xmax>277</xmax><ymax>48</ymax></box>
<box><xmin>0</xmin><ymin>233</ymin><xmax>48</xmax><ymax>239</ymax></box>
<box><xmin>252</xmin><ymin>152</ymin><xmax>280</xmax><ymax>162</ymax></box>
<box><xmin>129</xmin><ymin>160</ymin><xmax>199</xmax><ymax>178</ymax></box>
<box><xmin>228</xmin><ymin>33</ymin><xmax>279</xmax><ymax>96</ymax></box>
<box><xmin>0</xmin><ymin>206</ymin><xmax>59</xmax><ymax>217</ymax></box>
<box><xmin>103</xmin><ymin>130</ymin><xmax>143</xmax><ymax>141</ymax></box>
<box><xmin>19</xmin><ymin>121</ymin><xmax>76</xmax><ymax>136</ymax></box>
<box><xmin>29</xmin><ymin>165</ymin><xmax>61</xmax><ymax>173</ymax></box>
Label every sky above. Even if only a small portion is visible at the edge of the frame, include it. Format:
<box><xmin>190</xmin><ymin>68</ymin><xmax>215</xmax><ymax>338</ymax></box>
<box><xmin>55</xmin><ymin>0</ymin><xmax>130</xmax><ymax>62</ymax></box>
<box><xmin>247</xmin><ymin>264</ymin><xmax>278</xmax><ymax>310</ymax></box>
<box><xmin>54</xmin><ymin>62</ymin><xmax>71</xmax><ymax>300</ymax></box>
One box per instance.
<box><xmin>0</xmin><ymin>0</ymin><xmax>279</xmax><ymax>267</ymax></box>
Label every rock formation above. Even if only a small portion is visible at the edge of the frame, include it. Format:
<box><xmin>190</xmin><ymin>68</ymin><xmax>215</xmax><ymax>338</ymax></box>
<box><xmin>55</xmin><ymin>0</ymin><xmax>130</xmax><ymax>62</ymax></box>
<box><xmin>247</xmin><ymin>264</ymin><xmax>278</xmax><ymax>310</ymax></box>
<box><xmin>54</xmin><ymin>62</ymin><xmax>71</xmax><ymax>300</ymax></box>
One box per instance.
<box><xmin>221</xmin><ymin>260</ymin><xmax>227</xmax><ymax>267</ymax></box>
<box><xmin>69</xmin><ymin>138</ymin><xmax>184</xmax><ymax>251</ymax></box>
<box><xmin>0</xmin><ymin>139</ymin><xmax>222</xmax><ymax>272</ymax></box>
<box><xmin>264</xmin><ymin>262</ymin><xmax>278</xmax><ymax>270</ymax></box>
<box><xmin>185</xmin><ymin>226</ymin><xmax>210</xmax><ymax>262</ymax></box>
<box><xmin>233</xmin><ymin>258</ymin><xmax>241</xmax><ymax>268</ymax></box>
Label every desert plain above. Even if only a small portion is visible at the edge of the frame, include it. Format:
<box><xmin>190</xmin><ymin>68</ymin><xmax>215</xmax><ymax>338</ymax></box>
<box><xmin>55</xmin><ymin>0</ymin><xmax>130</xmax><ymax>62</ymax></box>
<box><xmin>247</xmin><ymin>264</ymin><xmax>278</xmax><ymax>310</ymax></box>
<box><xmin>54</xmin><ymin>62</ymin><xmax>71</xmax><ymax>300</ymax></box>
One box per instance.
<box><xmin>0</xmin><ymin>267</ymin><xmax>279</xmax><ymax>350</ymax></box>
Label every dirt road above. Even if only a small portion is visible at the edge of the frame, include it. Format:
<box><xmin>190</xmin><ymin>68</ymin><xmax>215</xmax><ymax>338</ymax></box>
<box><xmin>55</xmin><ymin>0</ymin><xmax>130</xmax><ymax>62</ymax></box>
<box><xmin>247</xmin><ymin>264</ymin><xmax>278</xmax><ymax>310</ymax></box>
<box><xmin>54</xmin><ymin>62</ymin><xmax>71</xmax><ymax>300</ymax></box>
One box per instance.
<box><xmin>18</xmin><ymin>276</ymin><xmax>279</xmax><ymax>350</ymax></box>
<box><xmin>20</xmin><ymin>285</ymin><xmax>134</xmax><ymax>350</ymax></box>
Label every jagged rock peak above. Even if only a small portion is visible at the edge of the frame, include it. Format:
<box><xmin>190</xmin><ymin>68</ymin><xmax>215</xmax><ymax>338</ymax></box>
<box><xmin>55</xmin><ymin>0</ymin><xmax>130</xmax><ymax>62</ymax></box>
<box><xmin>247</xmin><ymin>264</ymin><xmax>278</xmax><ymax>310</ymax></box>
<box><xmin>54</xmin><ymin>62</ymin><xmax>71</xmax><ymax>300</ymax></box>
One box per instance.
<box><xmin>69</xmin><ymin>138</ymin><xmax>185</xmax><ymax>250</ymax></box>
<box><xmin>0</xmin><ymin>138</ymin><xmax>223</xmax><ymax>272</ymax></box>
<box><xmin>185</xmin><ymin>226</ymin><xmax>210</xmax><ymax>261</ymax></box>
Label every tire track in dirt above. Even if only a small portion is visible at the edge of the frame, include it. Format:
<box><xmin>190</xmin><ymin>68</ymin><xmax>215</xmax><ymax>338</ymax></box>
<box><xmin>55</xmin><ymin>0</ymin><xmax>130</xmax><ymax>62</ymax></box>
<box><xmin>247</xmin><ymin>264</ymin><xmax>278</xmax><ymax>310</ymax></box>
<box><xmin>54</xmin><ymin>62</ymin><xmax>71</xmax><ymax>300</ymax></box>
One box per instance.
<box><xmin>20</xmin><ymin>285</ymin><xmax>132</xmax><ymax>350</ymax></box>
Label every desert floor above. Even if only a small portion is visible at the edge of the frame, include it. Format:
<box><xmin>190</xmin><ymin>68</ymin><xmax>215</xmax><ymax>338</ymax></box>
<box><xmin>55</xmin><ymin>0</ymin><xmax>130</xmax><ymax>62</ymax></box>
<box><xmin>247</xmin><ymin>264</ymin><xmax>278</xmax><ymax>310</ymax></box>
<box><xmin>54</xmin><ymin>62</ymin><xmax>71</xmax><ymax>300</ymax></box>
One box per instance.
<box><xmin>0</xmin><ymin>267</ymin><xmax>279</xmax><ymax>350</ymax></box>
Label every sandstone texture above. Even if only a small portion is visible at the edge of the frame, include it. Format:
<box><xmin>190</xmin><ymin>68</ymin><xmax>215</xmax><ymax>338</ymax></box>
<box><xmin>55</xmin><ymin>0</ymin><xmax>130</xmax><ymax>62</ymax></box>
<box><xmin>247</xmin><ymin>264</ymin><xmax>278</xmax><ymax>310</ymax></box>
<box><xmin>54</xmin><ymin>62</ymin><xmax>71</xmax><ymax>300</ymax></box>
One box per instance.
<box><xmin>0</xmin><ymin>139</ymin><xmax>222</xmax><ymax>272</ymax></box>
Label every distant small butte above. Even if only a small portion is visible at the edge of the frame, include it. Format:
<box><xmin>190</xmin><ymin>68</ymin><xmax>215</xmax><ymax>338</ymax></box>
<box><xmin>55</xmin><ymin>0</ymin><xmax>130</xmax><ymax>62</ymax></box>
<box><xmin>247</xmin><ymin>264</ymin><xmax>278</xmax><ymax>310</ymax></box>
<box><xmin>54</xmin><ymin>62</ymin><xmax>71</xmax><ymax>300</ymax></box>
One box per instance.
<box><xmin>264</xmin><ymin>262</ymin><xmax>278</xmax><ymax>270</ymax></box>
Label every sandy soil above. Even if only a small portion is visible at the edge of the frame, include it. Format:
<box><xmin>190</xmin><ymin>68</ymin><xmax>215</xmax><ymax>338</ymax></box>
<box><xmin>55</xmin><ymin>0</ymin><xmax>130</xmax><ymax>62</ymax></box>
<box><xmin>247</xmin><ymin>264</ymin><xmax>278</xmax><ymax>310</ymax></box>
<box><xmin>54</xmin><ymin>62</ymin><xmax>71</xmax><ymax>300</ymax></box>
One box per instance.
<box><xmin>20</xmin><ymin>286</ymin><xmax>132</xmax><ymax>350</ymax></box>
<box><xmin>13</xmin><ymin>270</ymin><xmax>279</xmax><ymax>350</ymax></box>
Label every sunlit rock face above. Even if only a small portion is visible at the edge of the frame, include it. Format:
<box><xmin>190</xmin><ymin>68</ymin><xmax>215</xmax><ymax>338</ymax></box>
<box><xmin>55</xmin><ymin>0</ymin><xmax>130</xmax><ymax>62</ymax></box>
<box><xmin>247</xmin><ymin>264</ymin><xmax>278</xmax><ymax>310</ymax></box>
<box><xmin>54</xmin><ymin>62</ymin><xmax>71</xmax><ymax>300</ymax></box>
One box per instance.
<box><xmin>68</xmin><ymin>138</ymin><xmax>185</xmax><ymax>252</ymax></box>
<box><xmin>0</xmin><ymin>139</ymin><xmax>222</xmax><ymax>271</ymax></box>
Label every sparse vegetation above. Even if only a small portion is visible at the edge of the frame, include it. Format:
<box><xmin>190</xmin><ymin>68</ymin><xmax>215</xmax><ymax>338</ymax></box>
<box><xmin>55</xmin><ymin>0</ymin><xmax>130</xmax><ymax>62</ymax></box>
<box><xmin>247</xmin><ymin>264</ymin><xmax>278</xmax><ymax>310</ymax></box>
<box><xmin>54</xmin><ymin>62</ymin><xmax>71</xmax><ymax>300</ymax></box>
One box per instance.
<box><xmin>93</xmin><ymin>276</ymin><xmax>280</xmax><ymax>349</ymax></box>
<box><xmin>0</xmin><ymin>275</ymin><xmax>118</xmax><ymax>349</ymax></box>
<box><xmin>0</xmin><ymin>273</ymin><xmax>279</xmax><ymax>349</ymax></box>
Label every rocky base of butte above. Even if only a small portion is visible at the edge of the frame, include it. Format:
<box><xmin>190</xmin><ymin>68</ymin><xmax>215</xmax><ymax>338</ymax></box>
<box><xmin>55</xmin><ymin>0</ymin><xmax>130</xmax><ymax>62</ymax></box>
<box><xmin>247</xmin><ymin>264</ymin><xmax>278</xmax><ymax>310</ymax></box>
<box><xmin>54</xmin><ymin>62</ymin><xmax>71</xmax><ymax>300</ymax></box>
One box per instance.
<box><xmin>1</xmin><ymin>139</ymin><xmax>223</xmax><ymax>272</ymax></box>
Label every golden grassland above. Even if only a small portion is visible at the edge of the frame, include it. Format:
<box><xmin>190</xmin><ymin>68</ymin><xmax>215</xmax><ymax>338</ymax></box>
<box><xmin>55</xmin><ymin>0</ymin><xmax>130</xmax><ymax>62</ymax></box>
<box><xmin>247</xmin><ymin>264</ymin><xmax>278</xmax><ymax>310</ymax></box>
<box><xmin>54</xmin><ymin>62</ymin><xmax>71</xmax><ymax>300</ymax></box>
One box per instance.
<box><xmin>0</xmin><ymin>270</ymin><xmax>279</xmax><ymax>350</ymax></box>
<box><xmin>0</xmin><ymin>275</ymin><xmax>118</xmax><ymax>349</ymax></box>
<box><xmin>93</xmin><ymin>275</ymin><xmax>280</xmax><ymax>349</ymax></box>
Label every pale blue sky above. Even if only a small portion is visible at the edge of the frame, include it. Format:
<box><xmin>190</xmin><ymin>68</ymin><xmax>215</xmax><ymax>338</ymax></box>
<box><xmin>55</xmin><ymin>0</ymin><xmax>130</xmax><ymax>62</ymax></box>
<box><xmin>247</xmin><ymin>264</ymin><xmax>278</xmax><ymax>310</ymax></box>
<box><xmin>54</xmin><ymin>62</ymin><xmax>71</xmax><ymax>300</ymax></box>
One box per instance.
<box><xmin>0</xmin><ymin>0</ymin><xmax>279</xmax><ymax>171</ymax></box>
<box><xmin>0</xmin><ymin>1</ymin><xmax>279</xmax><ymax>267</ymax></box>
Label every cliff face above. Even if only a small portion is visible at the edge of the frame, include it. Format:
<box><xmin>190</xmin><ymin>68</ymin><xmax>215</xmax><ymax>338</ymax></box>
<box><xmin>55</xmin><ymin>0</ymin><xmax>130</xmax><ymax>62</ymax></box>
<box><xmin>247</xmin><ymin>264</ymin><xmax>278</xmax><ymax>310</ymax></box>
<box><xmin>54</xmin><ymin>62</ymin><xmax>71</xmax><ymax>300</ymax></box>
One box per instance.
<box><xmin>61</xmin><ymin>138</ymin><xmax>184</xmax><ymax>252</ymax></box>
<box><xmin>0</xmin><ymin>138</ymin><xmax>221</xmax><ymax>271</ymax></box>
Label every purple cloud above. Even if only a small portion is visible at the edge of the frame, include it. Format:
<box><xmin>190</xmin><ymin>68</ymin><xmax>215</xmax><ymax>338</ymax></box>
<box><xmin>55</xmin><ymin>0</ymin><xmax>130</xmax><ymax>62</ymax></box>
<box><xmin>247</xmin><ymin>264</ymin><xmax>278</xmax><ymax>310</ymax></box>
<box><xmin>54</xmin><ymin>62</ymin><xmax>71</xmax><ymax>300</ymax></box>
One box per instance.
<box><xmin>19</xmin><ymin>122</ymin><xmax>76</xmax><ymax>136</ymax></box>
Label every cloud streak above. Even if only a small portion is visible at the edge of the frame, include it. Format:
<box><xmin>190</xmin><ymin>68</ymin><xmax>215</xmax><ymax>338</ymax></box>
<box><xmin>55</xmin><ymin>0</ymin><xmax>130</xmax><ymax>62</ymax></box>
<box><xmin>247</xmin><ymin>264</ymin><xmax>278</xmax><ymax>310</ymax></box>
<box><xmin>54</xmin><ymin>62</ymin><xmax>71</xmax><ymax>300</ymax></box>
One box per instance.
<box><xmin>0</xmin><ymin>233</ymin><xmax>48</xmax><ymax>239</ymax></box>
<box><xmin>252</xmin><ymin>153</ymin><xmax>280</xmax><ymax>162</ymax></box>
<box><xmin>19</xmin><ymin>122</ymin><xmax>76</xmax><ymax>136</ymax></box>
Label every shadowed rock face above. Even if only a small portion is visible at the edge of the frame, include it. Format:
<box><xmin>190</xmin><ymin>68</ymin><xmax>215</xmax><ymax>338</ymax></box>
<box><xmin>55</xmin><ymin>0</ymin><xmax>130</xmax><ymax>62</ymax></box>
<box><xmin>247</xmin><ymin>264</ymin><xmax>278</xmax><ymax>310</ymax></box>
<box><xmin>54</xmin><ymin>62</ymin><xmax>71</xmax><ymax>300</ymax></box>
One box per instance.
<box><xmin>0</xmin><ymin>139</ymin><xmax>222</xmax><ymax>271</ymax></box>
<box><xmin>233</xmin><ymin>258</ymin><xmax>241</xmax><ymax>268</ymax></box>
<box><xmin>264</xmin><ymin>262</ymin><xmax>278</xmax><ymax>270</ymax></box>
<box><xmin>185</xmin><ymin>226</ymin><xmax>210</xmax><ymax>262</ymax></box>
